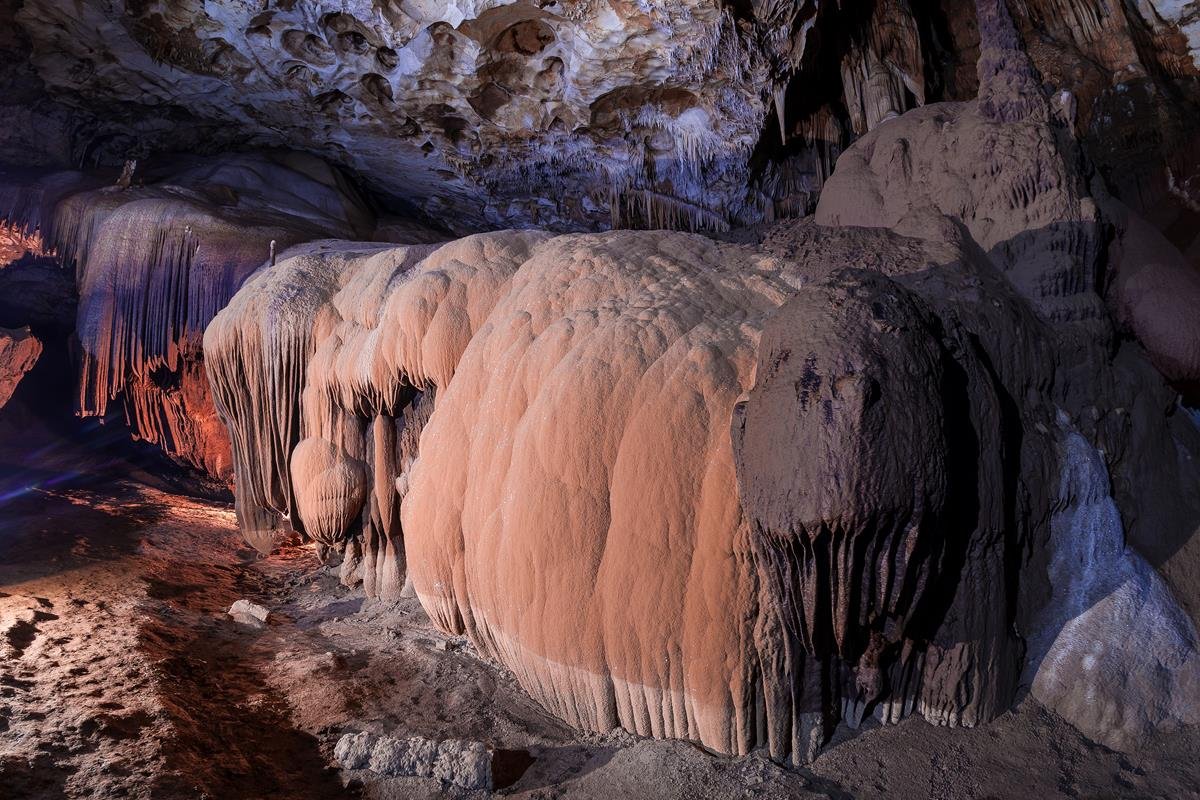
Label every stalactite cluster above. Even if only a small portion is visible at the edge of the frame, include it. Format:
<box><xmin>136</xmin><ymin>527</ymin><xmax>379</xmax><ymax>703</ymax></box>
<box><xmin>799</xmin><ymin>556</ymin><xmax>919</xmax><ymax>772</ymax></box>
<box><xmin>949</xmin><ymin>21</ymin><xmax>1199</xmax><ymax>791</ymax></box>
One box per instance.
<box><xmin>196</xmin><ymin>0</ymin><xmax>1200</xmax><ymax>765</ymax></box>
<box><xmin>0</xmin><ymin>0</ymin><xmax>1197</xmax><ymax>784</ymax></box>
<box><xmin>0</xmin><ymin>153</ymin><xmax>379</xmax><ymax>478</ymax></box>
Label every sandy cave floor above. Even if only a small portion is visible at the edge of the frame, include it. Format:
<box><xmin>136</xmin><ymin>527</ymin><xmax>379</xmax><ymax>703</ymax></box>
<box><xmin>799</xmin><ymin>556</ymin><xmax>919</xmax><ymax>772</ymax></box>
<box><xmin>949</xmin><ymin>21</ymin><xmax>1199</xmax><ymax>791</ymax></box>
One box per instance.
<box><xmin>1</xmin><ymin>444</ymin><xmax>1199</xmax><ymax>799</ymax></box>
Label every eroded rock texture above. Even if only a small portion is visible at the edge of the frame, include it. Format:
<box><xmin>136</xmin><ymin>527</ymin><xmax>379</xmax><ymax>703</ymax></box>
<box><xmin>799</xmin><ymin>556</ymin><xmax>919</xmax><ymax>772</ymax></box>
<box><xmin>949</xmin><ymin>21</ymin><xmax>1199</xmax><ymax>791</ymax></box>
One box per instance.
<box><xmin>201</xmin><ymin>0</ymin><xmax>1200</xmax><ymax>765</ymax></box>
<box><xmin>1027</xmin><ymin>426</ymin><xmax>1200</xmax><ymax>752</ymax></box>
<box><xmin>0</xmin><ymin>0</ymin><xmax>1195</xmax><ymax>773</ymax></box>
<box><xmin>0</xmin><ymin>152</ymin><xmax>381</xmax><ymax>479</ymax></box>
<box><xmin>0</xmin><ymin>326</ymin><xmax>41</xmax><ymax>410</ymax></box>
<box><xmin>5</xmin><ymin>0</ymin><xmax>1196</xmax><ymax>236</ymax></box>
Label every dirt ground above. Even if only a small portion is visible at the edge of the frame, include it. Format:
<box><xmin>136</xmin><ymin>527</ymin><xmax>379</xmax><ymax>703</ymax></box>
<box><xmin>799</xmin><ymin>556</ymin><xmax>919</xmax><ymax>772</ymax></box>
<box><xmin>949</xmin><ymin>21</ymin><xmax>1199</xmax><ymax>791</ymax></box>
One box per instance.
<box><xmin>1</xmin><ymin>427</ymin><xmax>1198</xmax><ymax>799</ymax></box>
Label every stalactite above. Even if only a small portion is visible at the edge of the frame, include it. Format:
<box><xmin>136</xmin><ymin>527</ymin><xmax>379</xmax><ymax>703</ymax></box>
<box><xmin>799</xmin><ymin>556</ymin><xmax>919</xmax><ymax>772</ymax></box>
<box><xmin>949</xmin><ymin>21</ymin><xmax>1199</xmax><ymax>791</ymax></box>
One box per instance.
<box><xmin>207</xmin><ymin>208</ymin><xmax>1056</xmax><ymax>764</ymax></box>
<box><xmin>205</xmin><ymin>232</ymin><xmax>544</xmax><ymax>552</ymax></box>
<box><xmin>840</xmin><ymin>0</ymin><xmax>927</xmax><ymax>134</ymax></box>
<box><xmin>0</xmin><ymin>153</ymin><xmax>378</xmax><ymax>478</ymax></box>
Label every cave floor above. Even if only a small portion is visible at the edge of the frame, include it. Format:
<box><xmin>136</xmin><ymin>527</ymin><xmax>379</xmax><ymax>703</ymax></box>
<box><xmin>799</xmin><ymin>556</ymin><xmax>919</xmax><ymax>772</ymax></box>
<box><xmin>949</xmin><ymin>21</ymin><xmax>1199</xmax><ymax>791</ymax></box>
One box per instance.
<box><xmin>1</xmin><ymin>467</ymin><xmax>1197</xmax><ymax>798</ymax></box>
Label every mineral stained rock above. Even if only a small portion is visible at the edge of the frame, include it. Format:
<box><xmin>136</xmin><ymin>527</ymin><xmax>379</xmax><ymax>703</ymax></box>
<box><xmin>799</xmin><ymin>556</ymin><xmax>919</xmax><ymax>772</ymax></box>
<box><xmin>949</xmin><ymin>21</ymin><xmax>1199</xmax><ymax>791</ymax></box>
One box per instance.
<box><xmin>0</xmin><ymin>325</ymin><xmax>41</xmax><ymax>410</ymax></box>
<box><xmin>202</xmin><ymin>0</ymin><xmax>1200</xmax><ymax>765</ymax></box>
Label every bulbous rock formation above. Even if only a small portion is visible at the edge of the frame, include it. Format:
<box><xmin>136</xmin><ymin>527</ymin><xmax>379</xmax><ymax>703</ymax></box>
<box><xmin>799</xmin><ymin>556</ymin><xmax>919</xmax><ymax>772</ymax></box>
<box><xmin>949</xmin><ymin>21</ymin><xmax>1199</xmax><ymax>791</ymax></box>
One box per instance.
<box><xmin>208</xmin><ymin>214</ymin><xmax>1063</xmax><ymax>763</ymax></box>
<box><xmin>290</xmin><ymin>437</ymin><xmax>370</xmax><ymax>548</ymax></box>
<box><xmin>203</xmin><ymin>0</ymin><xmax>1200</xmax><ymax>766</ymax></box>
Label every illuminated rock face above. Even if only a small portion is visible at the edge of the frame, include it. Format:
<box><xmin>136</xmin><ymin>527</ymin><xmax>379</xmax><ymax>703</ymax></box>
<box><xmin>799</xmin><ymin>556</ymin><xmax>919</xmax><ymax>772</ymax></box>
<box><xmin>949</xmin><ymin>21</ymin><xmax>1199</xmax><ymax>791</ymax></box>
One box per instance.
<box><xmin>7</xmin><ymin>0</ymin><xmax>1196</xmax><ymax>233</ymax></box>
<box><xmin>207</xmin><ymin>227</ymin><xmax>1004</xmax><ymax>763</ymax></box>
<box><xmin>202</xmin><ymin>218</ymin><xmax>1035</xmax><ymax>762</ymax></box>
<box><xmin>0</xmin><ymin>326</ymin><xmax>40</xmax><ymax>410</ymax></box>
<box><xmin>1</xmin><ymin>0</ymin><xmax>1196</xmax><ymax>770</ymax></box>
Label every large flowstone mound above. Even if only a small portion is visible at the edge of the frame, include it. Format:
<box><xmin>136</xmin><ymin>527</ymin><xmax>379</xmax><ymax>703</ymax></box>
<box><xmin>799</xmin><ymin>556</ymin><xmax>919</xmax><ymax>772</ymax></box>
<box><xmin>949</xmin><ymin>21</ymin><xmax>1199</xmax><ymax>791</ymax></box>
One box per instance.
<box><xmin>202</xmin><ymin>0</ymin><xmax>1200</xmax><ymax>765</ymax></box>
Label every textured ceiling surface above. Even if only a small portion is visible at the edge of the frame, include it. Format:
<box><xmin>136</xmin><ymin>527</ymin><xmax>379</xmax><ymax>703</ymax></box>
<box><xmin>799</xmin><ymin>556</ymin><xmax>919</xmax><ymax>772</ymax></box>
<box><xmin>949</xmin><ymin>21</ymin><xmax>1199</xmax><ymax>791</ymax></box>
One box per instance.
<box><xmin>3</xmin><ymin>0</ymin><xmax>1199</xmax><ymax>232</ymax></box>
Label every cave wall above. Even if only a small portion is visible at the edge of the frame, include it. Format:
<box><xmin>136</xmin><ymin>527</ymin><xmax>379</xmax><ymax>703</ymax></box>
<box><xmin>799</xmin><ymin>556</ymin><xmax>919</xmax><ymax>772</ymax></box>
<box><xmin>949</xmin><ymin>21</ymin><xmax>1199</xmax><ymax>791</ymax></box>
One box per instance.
<box><xmin>0</xmin><ymin>0</ymin><xmax>1196</xmax><ymax>770</ymax></box>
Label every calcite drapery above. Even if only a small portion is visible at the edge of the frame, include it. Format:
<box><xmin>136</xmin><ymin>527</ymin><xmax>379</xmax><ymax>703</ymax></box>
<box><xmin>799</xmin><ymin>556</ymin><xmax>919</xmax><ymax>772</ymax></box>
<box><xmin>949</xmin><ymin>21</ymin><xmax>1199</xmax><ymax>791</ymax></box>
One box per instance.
<box><xmin>0</xmin><ymin>152</ymin><xmax>378</xmax><ymax>479</ymax></box>
<box><xmin>208</xmin><ymin>225</ymin><xmax>1028</xmax><ymax>763</ymax></box>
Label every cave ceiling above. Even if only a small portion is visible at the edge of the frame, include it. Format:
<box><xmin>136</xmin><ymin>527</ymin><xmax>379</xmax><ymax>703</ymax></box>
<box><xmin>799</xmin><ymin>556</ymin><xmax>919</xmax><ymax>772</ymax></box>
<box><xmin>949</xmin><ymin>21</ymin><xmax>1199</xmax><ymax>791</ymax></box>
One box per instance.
<box><xmin>1</xmin><ymin>0</ymin><xmax>1199</xmax><ymax>231</ymax></box>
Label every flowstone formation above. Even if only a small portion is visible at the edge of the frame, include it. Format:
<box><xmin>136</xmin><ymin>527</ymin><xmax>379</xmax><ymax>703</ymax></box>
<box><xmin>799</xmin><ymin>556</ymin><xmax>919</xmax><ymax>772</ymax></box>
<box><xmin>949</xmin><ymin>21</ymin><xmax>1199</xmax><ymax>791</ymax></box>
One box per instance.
<box><xmin>0</xmin><ymin>152</ymin><xmax>382</xmax><ymax>479</ymax></box>
<box><xmin>202</xmin><ymin>0</ymin><xmax>1200</xmax><ymax>766</ymax></box>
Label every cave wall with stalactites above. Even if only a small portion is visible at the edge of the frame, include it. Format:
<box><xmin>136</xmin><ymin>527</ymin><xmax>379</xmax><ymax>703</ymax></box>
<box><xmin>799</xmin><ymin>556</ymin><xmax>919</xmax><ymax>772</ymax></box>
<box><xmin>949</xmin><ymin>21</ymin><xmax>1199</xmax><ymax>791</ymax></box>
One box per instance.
<box><xmin>0</xmin><ymin>151</ymin><xmax>429</xmax><ymax>481</ymax></box>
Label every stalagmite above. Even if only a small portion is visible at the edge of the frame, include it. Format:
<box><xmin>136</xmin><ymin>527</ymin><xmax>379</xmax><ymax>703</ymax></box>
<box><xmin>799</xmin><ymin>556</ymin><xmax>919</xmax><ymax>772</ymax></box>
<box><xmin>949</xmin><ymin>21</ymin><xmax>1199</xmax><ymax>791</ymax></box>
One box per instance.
<box><xmin>204</xmin><ymin>232</ymin><xmax>545</xmax><ymax>555</ymax></box>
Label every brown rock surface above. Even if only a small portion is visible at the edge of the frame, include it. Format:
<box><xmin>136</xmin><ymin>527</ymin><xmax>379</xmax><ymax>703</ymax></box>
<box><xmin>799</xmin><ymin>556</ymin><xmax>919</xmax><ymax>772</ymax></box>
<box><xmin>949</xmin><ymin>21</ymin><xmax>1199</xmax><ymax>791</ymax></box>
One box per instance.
<box><xmin>8</xmin><ymin>426</ymin><xmax>1196</xmax><ymax>799</ymax></box>
<box><xmin>0</xmin><ymin>0</ymin><xmax>1197</xmax><ymax>782</ymax></box>
<box><xmin>0</xmin><ymin>325</ymin><xmax>41</xmax><ymax>410</ymax></box>
<box><xmin>206</xmin><ymin>220</ymin><xmax>1044</xmax><ymax>763</ymax></box>
<box><xmin>4</xmin><ymin>0</ymin><xmax>1195</xmax><ymax>235</ymax></box>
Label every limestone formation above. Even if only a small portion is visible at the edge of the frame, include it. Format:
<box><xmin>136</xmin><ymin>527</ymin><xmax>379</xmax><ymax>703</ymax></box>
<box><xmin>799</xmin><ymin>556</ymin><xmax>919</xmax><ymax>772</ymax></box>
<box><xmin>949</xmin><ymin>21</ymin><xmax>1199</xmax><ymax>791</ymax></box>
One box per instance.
<box><xmin>204</xmin><ymin>233</ymin><xmax>539</xmax><ymax>556</ymax></box>
<box><xmin>1027</xmin><ymin>426</ymin><xmax>1200</xmax><ymax>751</ymax></box>
<box><xmin>197</xmin><ymin>0</ymin><xmax>1200</xmax><ymax>767</ymax></box>
<box><xmin>1</xmin><ymin>0</ymin><xmax>1197</xmax><ymax>780</ymax></box>
<box><xmin>1109</xmin><ymin>205</ymin><xmax>1200</xmax><ymax>399</ymax></box>
<box><xmin>5</xmin><ymin>0</ymin><xmax>1195</xmax><ymax>235</ymax></box>
<box><xmin>206</xmin><ymin>216</ymin><xmax>1052</xmax><ymax>762</ymax></box>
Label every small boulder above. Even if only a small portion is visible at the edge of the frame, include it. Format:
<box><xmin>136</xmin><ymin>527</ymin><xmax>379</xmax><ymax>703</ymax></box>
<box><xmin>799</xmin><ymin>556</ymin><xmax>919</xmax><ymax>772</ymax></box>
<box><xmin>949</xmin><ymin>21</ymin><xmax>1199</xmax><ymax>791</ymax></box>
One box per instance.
<box><xmin>432</xmin><ymin>740</ymin><xmax>491</xmax><ymax>790</ymax></box>
<box><xmin>228</xmin><ymin>599</ymin><xmax>270</xmax><ymax>623</ymax></box>
<box><xmin>334</xmin><ymin>732</ymin><xmax>376</xmax><ymax>770</ymax></box>
<box><xmin>336</xmin><ymin>731</ymin><xmax>492</xmax><ymax>790</ymax></box>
